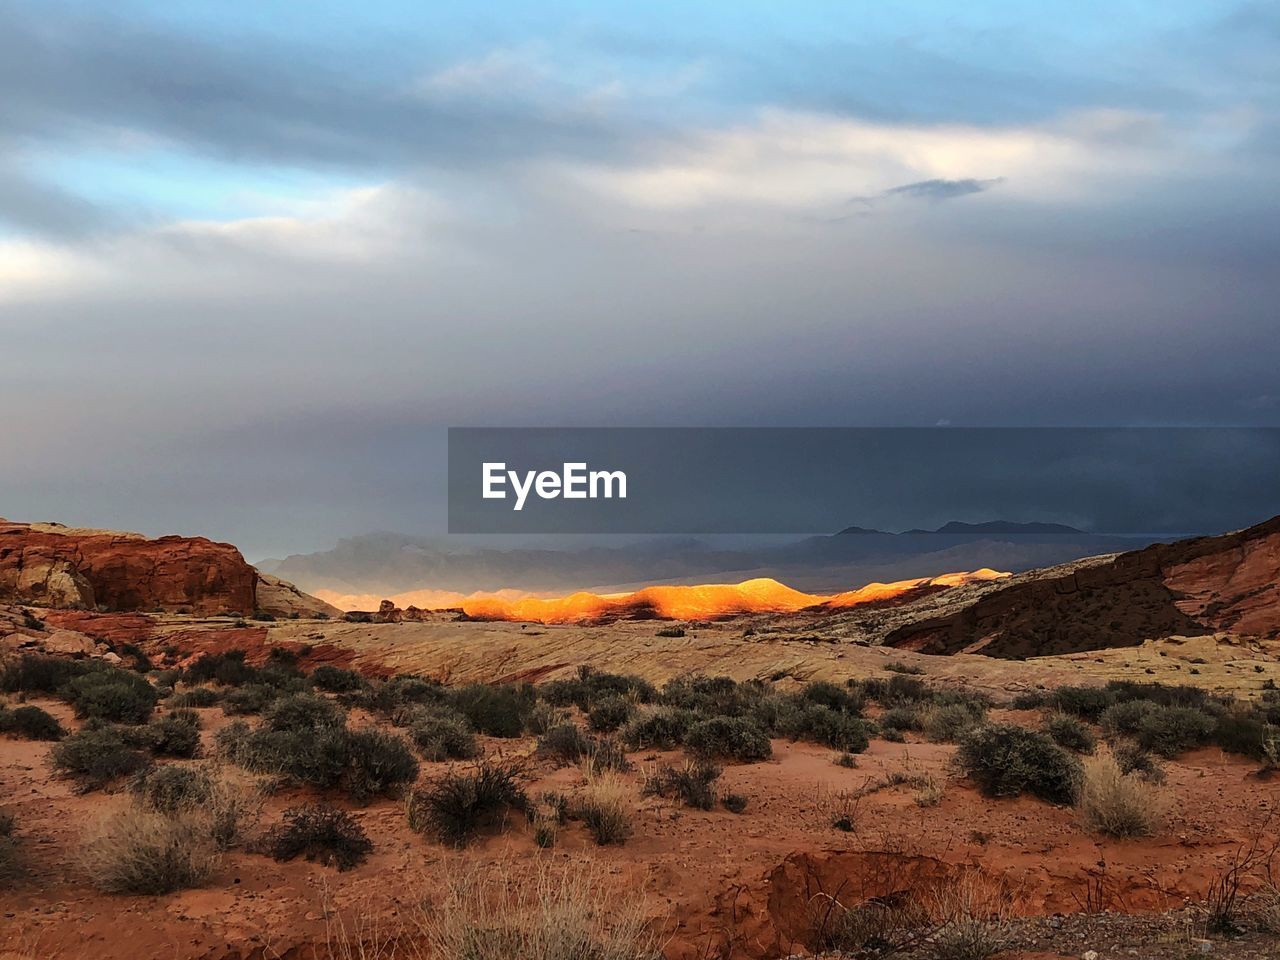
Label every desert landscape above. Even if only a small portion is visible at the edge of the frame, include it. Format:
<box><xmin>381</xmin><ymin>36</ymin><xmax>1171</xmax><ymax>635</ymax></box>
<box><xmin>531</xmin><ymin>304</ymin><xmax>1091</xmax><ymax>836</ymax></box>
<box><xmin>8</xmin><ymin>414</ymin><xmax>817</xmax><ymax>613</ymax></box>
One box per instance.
<box><xmin>3</xmin><ymin>515</ymin><xmax>1280</xmax><ymax>959</ymax></box>
<box><xmin>5</xmin><ymin>2</ymin><xmax>1278</xmax><ymax>956</ymax></box>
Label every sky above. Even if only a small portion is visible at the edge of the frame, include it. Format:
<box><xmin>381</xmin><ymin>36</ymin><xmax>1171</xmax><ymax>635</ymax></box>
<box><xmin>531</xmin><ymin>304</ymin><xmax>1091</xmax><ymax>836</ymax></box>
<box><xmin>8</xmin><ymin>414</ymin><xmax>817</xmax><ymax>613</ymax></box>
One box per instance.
<box><xmin>2</xmin><ymin>1</ymin><xmax>1278</xmax><ymax>559</ymax></box>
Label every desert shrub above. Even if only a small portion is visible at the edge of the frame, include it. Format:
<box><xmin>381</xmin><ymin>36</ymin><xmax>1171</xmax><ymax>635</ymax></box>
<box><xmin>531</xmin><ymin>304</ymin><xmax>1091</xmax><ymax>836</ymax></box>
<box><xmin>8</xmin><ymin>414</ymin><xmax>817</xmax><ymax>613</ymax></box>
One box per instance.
<box><xmin>218</xmin><ymin>723</ymin><xmax>350</xmax><ymax>790</ymax></box>
<box><xmin>354</xmin><ymin>674</ymin><xmax>447</xmax><ymax>714</ymax></box>
<box><xmin>956</xmin><ymin>724</ymin><xmax>1081</xmax><ymax>804</ymax></box>
<box><xmin>1050</xmin><ymin>685</ymin><xmax>1115</xmax><ymax>721</ymax></box>
<box><xmin>310</xmin><ymin>664</ymin><xmax>366</xmax><ymax>693</ymax></box>
<box><xmin>147</xmin><ymin>709</ymin><xmax>202</xmax><ymax>758</ymax></box>
<box><xmin>1105</xmin><ymin>680</ymin><xmax>1222</xmax><ymax>712</ymax></box>
<box><xmin>406</xmin><ymin>761</ymin><xmax>529</xmax><ymax>847</ymax></box>
<box><xmin>1099</xmin><ymin>699</ymin><xmax>1157</xmax><ymax>738</ymax></box>
<box><xmin>576</xmin><ymin>768</ymin><xmax>633</xmax><ymax>844</ymax></box>
<box><xmin>538</xmin><ymin>678</ymin><xmax>582</xmax><ymax>708</ymax></box>
<box><xmin>1044</xmin><ymin>713</ymin><xmax>1097</xmax><ymax>754</ymax></box>
<box><xmin>1134</xmin><ymin>705</ymin><xmax>1216</xmax><ymax>758</ymax></box>
<box><xmin>451</xmin><ymin>683</ymin><xmax>534</xmax><ymax>738</ymax></box>
<box><xmin>343</xmin><ymin>728</ymin><xmax>419</xmax><ymax>803</ymax></box>
<box><xmin>919</xmin><ymin>703</ymin><xmax>985</xmax><ymax>743</ymax></box>
<box><xmin>684</xmin><ymin>715</ymin><xmax>772</xmax><ymax>763</ymax></box>
<box><xmin>134</xmin><ymin>764</ymin><xmax>212</xmax><ymax>813</ymax></box>
<box><xmin>1213</xmin><ymin>713</ymin><xmax>1272</xmax><ymax>760</ymax></box>
<box><xmin>567</xmin><ymin>667</ymin><xmax>657</xmax><ymax>709</ymax></box>
<box><xmin>187</xmin><ymin>650</ymin><xmax>256</xmax><ymax>686</ymax></box>
<box><xmin>643</xmin><ymin>760</ymin><xmax>721</xmax><ymax>810</ymax></box>
<box><xmin>537</xmin><ymin>723</ymin><xmax>592</xmax><ymax>765</ymax></box>
<box><xmin>65</xmin><ymin>668</ymin><xmax>158</xmax><ymax>723</ymax></box>
<box><xmin>262</xmin><ymin>804</ymin><xmax>371</xmax><ymax>871</ymax></box>
<box><xmin>588</xmin><ymin>696</ymin><xmax>633</xmax><ymax>733</ymax></box>
<box><xmin>410</xmin><ymin>711</ymin><xmax>480</xmax><ymax>761</ymax></box>
<box><xmin>1010</xmin><ymin>690</ymin><xmax>1048</xmax><ymax>710</ymax></box>
<box><xmin>220</xmin><ymin>683</ymin><xmax>278</xmax><ymax>715</ymax></box>
<box><xmin>80</xmin><ymin>805</ymin><xmax>218</xmax><ymax>894</ymax></box>
<box><xmin>624</xmin><ymin>707</ymin><xmax>697</xmax><ymax>750</ymax></box>
<box><xmin>722</xmin><ymin>793</ymin><xmax>748</xmax><ymax>814</ymax></box>
<box><xmin>522</xmin><ymin>701</ymin><xmax>563</xmax><ymax>737</ymax></box>
<box><xmin>1077</xmin><ymin>753</ymin><xmax>1168</xmax><ymax>838</ymax></box>
<box><xmin>801</xmin><ymin>680</ymin><xmax>864</xmax><ymax>714</ymax></box>
<box><xmin>777</xmin><ymin>702</ymin><xmax>870</xmax><ymax>752</ymax></box>
<box><xmin>659</xmin><ymin>675</ymin><xmax>762</xmax><ymax>717</ymax></box>
<box><xmin>0</xmin><ymin>652</ymin><xmax>92</xmax><ymax>693</ymax></box>
<box><xmin>169</xmin><ymin>685</ymin><xmax>221</xmax><ymax>708</ymax></box>
<box><xmin>867</xmin><ymin>673</ymin><xmax>929</xmax><ymax>705</ymax></box>
<box><xmin>0</xmin><ymin>704</ymin><xmax>65</xmax><ymax>740</ymax></box>
<box><xmin>878</xmin><ymin>706</ymin><xmax>922</xmax><ymax>732</ymax></box>
<box><xmin>587</xmin><ymin>737</ymin><xmax>632</xmax><ymax>773</ymax></box>
<box><xmin>261</xmin><ymin>692</ymin><xmax>345</xmax><ymax>732</ymax></box>
<box><xmin>1112</xmin><ymin>739</ymin><xmax>1165</xmax><ymax>783</ymax></box>
<box><xmin>52</xmin><ymin>726</ymin><xmax>152</xmax><ymax>790</ymax></box>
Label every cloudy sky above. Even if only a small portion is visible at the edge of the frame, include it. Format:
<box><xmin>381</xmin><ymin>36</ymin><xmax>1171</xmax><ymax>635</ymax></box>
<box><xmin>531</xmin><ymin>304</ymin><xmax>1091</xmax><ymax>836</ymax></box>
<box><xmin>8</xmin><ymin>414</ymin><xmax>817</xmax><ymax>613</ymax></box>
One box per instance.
<box><xmin>2</xmin><ymin>1</ymin><xmax>1278</xmax><ymax>558</ymax></box>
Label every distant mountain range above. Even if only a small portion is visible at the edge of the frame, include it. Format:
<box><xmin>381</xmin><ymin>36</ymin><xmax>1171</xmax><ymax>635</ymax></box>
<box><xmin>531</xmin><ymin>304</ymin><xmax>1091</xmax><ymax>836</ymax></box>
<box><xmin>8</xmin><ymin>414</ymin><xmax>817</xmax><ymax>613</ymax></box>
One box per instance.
<box><xmin>261</xmin><ymin>521</ymin><xmax>1158</xmax><ymax>598</ymax></box>
<box><xmin>838</xmin><ymin>521</ymin><xmax>1086</xmax><ymax>536</ymax></box>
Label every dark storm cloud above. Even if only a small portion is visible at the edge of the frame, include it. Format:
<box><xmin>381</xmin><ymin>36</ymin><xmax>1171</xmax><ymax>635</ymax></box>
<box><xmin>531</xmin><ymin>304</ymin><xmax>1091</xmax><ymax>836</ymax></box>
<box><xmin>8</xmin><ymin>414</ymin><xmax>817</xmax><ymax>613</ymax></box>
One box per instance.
<box><xmin>0</xmin><ymin>1</ymin><xmax>1278</xmax><ymax>559</ymax></box>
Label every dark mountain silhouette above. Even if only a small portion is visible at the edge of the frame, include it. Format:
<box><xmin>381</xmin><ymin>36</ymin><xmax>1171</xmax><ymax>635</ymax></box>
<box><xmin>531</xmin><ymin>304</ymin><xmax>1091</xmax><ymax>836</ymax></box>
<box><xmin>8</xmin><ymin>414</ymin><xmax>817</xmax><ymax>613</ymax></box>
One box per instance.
<box><xmin>267</xmin><ymin>524</ymin><xmax>1152</xmax><ymax>597</ymax></box>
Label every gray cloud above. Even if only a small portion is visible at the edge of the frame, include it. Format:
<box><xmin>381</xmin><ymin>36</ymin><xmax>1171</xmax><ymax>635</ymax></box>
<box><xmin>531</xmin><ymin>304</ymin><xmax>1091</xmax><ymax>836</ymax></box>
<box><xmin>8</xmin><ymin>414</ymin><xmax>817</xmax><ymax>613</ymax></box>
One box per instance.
<box><xmin>0</xmin><ymin>3</ymin><xmax>629</xmax><ymax>175</ymax></box>
<box><xmin>0</xmin><ymin>2</ymin><xmax>1278</xmax><ymax>559</ymax></box>
<box><xmin>884</xmin><ymin>177</ymin><xmax>1003</xmax><ymax>201</ymax></box>
<box><xmin>0</xmin><ymin>164</ymin><xmax>116</xmax><ymax>238</ymax></box>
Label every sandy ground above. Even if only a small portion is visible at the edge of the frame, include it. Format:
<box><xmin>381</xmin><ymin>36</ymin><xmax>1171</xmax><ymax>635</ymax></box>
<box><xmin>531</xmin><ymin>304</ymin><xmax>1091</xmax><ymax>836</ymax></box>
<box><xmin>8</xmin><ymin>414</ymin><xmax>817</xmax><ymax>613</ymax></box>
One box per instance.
<box><xmin>4</xmin><ymin>613</ymin><xmax>1280</xmax><ymax>959</ymax></box>
<box><xmin>3</xmin><ymin>690</ymin><xmax>1280</xmax><ymax>960</ymax></box>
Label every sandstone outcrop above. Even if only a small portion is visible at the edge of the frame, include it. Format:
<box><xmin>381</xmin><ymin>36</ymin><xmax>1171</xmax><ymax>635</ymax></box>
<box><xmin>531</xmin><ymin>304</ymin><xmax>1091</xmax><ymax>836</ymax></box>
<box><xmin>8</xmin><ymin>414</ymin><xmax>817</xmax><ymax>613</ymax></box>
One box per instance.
<box><xmin>0</xmin><ymin>519</ymin><xmax>332</xmax><ymax>618</ymax></box>
<box><xmin>256</xmin><ymin>572</ymin><xmax>343</xmax><ymax>619</ymax></box>
<box><xmin>883</xmin><ymin>514</ymin><xmax>1280</xmax><ymax>657</ymax></box>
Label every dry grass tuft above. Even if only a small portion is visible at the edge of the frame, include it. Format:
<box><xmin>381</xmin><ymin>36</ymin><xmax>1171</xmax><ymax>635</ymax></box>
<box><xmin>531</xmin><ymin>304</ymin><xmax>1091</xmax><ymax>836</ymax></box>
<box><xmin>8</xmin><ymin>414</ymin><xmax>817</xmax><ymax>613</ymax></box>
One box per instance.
<box><xmin>80</xmin><ymin>803</ymin><xmax>220</xmax><ymax>894</ymax></box>
<box><xmin>914</xmin><ymin>773</ymin><xmax>945</xmax><ymax>808</ymax></box>
<box><xmin>204</xmin><ymin>768</ymin><xmax>265</xmax><ymax>850</ymax></box>
<box><xmin>926</xmin><ymin>871</ymin><xmax>1014</xmax><ymax>960</ymax></box>
<box><xmin>1254</xmin><ymin>884</ymin><xmax>1280</xmax><ymax>933</ymax></box>
<box><xmin>577</xmin><ymin>766</ymin><xmax>633</xmax><ymax>845</ymax></box>
<box><xmin>1076</xmin><ymin>752</ymin><xmax>1169</xmax><ymax>838</ymax></box>
<box><xmin>418</xmin><ymin>858</ymin><xmax>662</xmax><ymax>960</ymax></box>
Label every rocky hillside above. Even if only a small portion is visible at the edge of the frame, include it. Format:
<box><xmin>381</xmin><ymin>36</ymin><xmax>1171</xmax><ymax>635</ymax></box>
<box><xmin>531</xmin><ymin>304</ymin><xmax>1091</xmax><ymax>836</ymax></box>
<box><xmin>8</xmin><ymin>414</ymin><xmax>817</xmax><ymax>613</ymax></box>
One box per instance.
<box><xmin>0</xmin><ymin>519</ymin><xmax>337</xmax><ymax>617</ymax></box>
<box><xmin>880</xmin><ymin>514</ymin><xmax>1280</xmax><ymax>658</ymax></box>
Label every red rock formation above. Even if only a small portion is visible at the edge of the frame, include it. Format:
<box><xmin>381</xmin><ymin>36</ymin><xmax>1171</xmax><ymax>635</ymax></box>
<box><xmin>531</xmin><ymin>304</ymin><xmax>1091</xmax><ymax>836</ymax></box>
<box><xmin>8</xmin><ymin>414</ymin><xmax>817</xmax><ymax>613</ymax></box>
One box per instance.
<box><xmin>0</xmin><ymin>520</ymin><xmax>257</xmax><ymax>615</ymax></box>
<box><xmin>885</xmin><ymin>514</ymin><xmax>1280</xmax><ymax>657</ymax></box>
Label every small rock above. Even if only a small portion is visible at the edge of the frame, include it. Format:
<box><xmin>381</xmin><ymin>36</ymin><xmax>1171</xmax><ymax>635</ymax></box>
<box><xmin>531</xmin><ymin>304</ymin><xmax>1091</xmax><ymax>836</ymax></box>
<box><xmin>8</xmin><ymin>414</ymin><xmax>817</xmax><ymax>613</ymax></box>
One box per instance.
<box><xmin>1082</xmin><ymin>952</ymin><xmax>1099</xmax><ymax>960</ymax></box>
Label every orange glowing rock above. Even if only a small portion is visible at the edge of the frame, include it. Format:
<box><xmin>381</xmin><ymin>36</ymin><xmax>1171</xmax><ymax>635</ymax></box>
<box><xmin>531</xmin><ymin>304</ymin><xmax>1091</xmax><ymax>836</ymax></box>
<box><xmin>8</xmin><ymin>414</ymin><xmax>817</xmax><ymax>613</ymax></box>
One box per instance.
<box><xmin>454</xmin><ymin>569</ymin><xmax>1008</xmax><ymax>624</ymax></box>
